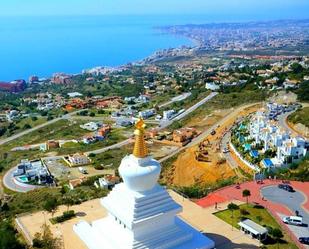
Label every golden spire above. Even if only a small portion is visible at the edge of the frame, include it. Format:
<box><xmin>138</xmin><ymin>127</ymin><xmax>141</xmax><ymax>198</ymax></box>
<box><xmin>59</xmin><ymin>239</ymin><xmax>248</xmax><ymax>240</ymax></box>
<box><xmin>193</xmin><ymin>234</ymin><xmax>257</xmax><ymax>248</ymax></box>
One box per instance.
<box><xmin>133</xmin><ymin>118</ymin><xmax>148</xmax><ymax>158</ymax></box>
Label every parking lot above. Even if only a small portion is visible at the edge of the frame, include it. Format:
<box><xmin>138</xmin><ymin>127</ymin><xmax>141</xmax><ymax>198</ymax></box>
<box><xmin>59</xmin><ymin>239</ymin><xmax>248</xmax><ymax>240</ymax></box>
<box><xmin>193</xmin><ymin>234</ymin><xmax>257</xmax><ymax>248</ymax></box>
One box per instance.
<box><xmin>43</xmin><ymin>158</ymin><xmax>114</xmax><ymax>183</ymax></box>
<box><xmin>261</xmin><ymin>185</ymin><xmax>309</xmax><ymax>248</ymax></box>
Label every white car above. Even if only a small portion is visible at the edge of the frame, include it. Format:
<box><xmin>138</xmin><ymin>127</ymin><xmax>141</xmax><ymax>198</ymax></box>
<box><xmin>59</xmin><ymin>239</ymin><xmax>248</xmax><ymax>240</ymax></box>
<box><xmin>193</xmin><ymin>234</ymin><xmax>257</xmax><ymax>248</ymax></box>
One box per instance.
<box><xmin>282</xmin><ymin>216</ymin><xmax>303</xmax><ymax>226</ymax></box>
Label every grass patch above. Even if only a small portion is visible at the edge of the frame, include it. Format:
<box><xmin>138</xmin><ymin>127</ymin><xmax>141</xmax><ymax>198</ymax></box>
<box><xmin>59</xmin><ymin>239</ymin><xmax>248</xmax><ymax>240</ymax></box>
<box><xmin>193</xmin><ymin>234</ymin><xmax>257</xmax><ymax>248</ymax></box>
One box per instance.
<box><xmin>215</xmin><ymin>204</ymin><xmax>298</xmax><ymax>249</ymax></box>
<box><xmin>288</xmin><ymin>107</ymin><xmax>309</xmax><ymax>128</ymax></box>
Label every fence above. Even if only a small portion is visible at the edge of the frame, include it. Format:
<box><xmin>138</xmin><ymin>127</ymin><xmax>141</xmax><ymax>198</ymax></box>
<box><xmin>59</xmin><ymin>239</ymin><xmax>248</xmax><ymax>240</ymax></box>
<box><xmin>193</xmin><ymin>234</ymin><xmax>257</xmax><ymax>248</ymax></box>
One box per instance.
<box><xmin>229</xmin><ymin>142</ymin><xmax>260</xmax><ymax>172</ymax></box>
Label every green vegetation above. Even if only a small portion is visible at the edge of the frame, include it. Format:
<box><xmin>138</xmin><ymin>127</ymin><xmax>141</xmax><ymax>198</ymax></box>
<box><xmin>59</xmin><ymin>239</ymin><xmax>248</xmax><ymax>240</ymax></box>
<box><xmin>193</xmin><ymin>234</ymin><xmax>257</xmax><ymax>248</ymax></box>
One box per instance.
<box><xmin>169</xmin><ymin>90</ymin><xmax>267</xmax><ymax>130</ymax></box>
<box><xmin>215</xmin><ymin>204</ymin><xmax>298</xmax><ymax>249</ymax></box>
<box><xmin>50</xmin><ymin>210</ymin><xmax>76</xmax><ymax>224</ymax></box>
<box><xmin>0</xmin><ymin>116</ymin><xmax>47</xmax><ymax>139</ymax></box>
<box><xmin>288</xmin><ymin>107</ymin><xmax>309</xmax><ymax>127</ymax></box>
<box><xmin>267</xmin><ymin>155</ymin><xmax>309</xmax><ymax>182</ymax></box>
<box><xmin>296</xmin><ymin>81</ymin><xmax>309</xmax><ymax>102</ymax></box>
<box><xmin>32</xmin><ymin>224</ymin><xmax>62</xmax><ymax>249</ymax></box>
<box><xmin>242</xmin><ymin>189</ymin><xmax>251</xmax><ymax>204</ymax></box>
<box><xmin>91</xmin><ymin>146</ymin><xmax>132</xmax><ymax>169</ymax></box>
<box><xmin>172</xmin><ymin>177</ymin><xmax>238</xmax><ymax>199</ymax></box>
<box><xmin>0</xmin><ymin>219</ymin><xmax>24</xmax><ymax>249</ymax></box>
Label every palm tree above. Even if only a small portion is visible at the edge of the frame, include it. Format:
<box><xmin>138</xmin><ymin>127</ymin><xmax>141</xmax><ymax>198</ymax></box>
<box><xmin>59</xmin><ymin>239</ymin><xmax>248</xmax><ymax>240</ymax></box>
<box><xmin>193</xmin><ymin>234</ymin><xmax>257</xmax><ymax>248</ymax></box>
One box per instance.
<box><xmin>227</xmin><ymin>203</ymin><xmax>239</xmax><ymax>230</ymax></box>
<box><xmin>43</xmin><ymin>197</ymin><xmax>59</xmax><ymax>223</ymax></box>
<box><xmin>242</xmin><ymin>189</ymin><xmax>251</xmax><ymax>205</ymax></box>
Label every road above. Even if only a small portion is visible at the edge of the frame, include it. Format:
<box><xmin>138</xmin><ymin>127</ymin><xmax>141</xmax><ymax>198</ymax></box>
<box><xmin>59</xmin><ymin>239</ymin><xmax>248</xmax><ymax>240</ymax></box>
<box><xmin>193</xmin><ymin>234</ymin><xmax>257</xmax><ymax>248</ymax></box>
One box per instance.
<box><xmin>159</xmin><ymin>92</ymin><xmax>192</xmax><ymax>108</ymax></box>
<box><xmin>261</xmin><ymin>186</ymin><xmax>309</xmax><ymax>248</ymax></box>
<box><xmin>0</xmin><ymin>109</ymin><xmax>86</xmax><ymax>146</ymax></box>
<box><xmin>159</xmin><ymin>92</ymin><xmax>218</xmax><ymax>129</ymax></box>
<box><xmin>221</xmin><ymin>131</ymin><xmax>240</xmax><ymax>170</ymax></box>
<box><xmin>3</xmin><ymin>166</ymin><xmax>43</xmax><ymax>193</ymax></box>
<box><xmin>84</xmin><ymin>138</ymin><xmax>132</xmax><ymax>155</ymax></box>
<box><xmin>278</xmin><ymin>111</ymin><xmax>300</xmax><ymax>137</ymax></box>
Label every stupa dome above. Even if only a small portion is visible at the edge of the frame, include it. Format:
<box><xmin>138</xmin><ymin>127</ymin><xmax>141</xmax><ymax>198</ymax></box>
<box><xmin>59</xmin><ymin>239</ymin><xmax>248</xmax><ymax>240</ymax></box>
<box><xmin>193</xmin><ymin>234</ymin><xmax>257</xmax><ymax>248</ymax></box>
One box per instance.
<box><xmin>119</xmin><ymin>155</ymin><xmax>161</xmax><ymax>192</ymax></box>
<box><xmin>118</xmin><ymin>119</ymin><xmax>161</xmax><ymax>192</ymax></box>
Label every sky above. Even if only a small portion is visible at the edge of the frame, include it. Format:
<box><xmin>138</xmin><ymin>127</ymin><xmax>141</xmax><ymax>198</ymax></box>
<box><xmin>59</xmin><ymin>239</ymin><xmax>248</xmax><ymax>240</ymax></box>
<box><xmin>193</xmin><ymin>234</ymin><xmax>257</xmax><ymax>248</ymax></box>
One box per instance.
<box><xmin>0</xmin><ymin>0</ymin><xmax>309</xmax><ymax>18</ymax></box>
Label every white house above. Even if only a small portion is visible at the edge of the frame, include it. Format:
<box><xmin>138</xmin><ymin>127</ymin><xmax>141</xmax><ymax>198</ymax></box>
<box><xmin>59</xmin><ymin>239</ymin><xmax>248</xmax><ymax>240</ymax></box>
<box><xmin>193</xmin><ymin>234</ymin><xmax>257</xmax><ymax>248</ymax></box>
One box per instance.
<box><xmin>205</xmin><ymin>82</ymin><xmax>220</xmax><ymax>91</ymax></box>
<box><xmin>248</xmin><ymin>105</ymin><xmax>308</xmax><ymax>168</ymax></box>
<box><xmin>163</xmin><ymin>110</ymin><xmax>176</xmax><ymax>120</ymax></box>
<box><xmin>138</xmin><ymin>109</ymin><xmax>156</xmax><ymax>119</ymax></box>
<box><xmin>67</xmin><ymin>153</ymin><xmax>91</xmax><ymax>167</ymax></box>
<box><xmin>276</xmin><ymin>137</ymin><xmax>307</xmax><ymax>165</ymax></box>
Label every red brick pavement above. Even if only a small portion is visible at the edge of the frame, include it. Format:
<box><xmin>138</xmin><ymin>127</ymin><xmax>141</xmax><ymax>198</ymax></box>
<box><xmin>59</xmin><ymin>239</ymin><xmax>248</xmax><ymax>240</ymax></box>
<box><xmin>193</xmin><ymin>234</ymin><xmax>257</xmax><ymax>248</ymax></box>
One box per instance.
<box><xmin>196</xmin><ymin>180</ymin><xmax>309</xmax><ymax>214</ymax></box>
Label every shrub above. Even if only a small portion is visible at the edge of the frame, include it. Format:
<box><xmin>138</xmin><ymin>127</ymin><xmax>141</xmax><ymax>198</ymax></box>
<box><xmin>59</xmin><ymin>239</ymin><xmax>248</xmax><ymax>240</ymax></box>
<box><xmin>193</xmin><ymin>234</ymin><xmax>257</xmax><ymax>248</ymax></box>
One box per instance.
<box><xmin>253</xmin><ymin>204</ymin><xmax>265</xmax><ymax>209</ymax></box>
<box><xmin>50</xmin><ymin>210</ymin><xmax>76</xmax><ymax>224</ymax></box>
<box><xmin>94</xmin><ymin>165</ymin><xmax>104</xmax><ymax>170</ymax></box>
<box><xmin>240</xmin><ymin>208</ymin><xmax>250</xmax><ymax>215</ymax></box>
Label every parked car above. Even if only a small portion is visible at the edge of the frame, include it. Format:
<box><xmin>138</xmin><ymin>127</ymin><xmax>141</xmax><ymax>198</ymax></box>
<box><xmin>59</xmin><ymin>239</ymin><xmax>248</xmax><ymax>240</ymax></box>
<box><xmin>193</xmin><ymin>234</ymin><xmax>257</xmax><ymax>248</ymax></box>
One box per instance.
<box><xmin>299</xmin><ymin>237</ymin><xmax>309</xmax><ymax>245</ymax></box>
<box><xmin>78</xmin><ymin>167</ymin><xmax>88</xmax><ymax>174</ymax></box>
<box><xmin>278</xmin><ymin>184</ymin><xmax>294</xmax><ymax>192</ymax></box>
<box><xmin>223</xmin><ymin>148</ymin><xmax>230</xmax><ymax>153</ymax></box>
<box><xmin>210</xmin><ymin>130</ymin><xmax>216</xmax><ymax>136</ymax></box>
<box><xmin>282</xmin><ymin>216</ymin><xmax>303</xmax><ymax>226</ymax></box>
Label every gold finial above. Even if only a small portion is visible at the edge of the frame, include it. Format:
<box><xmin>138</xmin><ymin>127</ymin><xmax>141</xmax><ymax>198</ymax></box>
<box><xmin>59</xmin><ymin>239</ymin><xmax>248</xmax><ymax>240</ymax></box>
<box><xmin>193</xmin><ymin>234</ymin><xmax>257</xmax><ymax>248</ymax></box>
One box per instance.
<box><xmin>133</xmin><ymin>118</ymin><xmax>148</xmax><ymax>158</ymax></box>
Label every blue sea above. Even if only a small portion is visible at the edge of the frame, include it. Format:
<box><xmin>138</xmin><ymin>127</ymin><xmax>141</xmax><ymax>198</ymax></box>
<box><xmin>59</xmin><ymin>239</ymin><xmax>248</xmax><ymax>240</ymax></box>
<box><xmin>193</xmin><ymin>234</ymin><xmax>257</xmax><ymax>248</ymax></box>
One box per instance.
<box><xmin>0</xmin><ymin>14</ymin><xmax>306</xmax><ymax>81</ymax></box>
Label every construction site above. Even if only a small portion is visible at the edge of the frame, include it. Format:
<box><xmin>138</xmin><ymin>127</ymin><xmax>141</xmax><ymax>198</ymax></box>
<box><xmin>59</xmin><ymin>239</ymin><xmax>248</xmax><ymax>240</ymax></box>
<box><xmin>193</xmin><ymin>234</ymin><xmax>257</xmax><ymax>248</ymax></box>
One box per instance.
<box><xmin>161</xmin><ymin>104</ymin><xmax>261</xmax><ymax>187</ymax></box>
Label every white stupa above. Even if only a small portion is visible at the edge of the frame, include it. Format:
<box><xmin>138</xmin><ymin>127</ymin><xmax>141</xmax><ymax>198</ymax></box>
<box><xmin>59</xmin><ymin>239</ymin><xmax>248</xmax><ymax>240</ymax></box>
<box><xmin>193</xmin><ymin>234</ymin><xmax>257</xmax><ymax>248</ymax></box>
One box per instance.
<box><xmin>74</xmin><ymin>119</ymin><xmax>215</xmax><ymax>249</ymax></box>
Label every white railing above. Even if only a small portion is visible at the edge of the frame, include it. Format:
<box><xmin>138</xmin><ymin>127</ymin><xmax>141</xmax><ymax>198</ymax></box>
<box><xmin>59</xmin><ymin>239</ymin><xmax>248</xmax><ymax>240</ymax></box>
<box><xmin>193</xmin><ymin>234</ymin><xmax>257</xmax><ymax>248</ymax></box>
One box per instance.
<box><xmin>229</xmin><ymin>142</ymin><xmax>260</xmax><ymax>172</ymax></box>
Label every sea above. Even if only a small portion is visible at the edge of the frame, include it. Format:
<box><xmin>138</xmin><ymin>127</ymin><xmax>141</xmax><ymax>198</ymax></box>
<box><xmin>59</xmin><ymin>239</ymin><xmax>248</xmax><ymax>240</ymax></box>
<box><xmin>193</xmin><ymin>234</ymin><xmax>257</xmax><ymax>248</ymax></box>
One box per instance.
<box><xmin>0</xmin><ymin>14</ymin><xmax>305</xmax><ymax>81</ymax></box>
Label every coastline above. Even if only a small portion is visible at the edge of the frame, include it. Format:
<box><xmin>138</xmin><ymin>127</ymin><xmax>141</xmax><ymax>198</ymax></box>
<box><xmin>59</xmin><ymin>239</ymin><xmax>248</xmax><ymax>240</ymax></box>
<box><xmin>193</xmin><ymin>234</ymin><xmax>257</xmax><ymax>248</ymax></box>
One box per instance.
<box><xmin>0</xmin><ymin>16</ymin><xmax>194</xmax><ymax>82</ymax></box>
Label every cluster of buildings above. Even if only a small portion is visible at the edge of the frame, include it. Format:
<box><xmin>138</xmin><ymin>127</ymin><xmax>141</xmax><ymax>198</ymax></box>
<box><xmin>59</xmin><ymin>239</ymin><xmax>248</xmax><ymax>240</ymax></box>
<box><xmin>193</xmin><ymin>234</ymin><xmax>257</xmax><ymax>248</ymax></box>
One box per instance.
<box><xmin>247</xmin><ymin>104</ymin><xmax>308</xmax><ymax>169</ymax></box>
<box><xmin>0</xmin><ymin>79</ymin><xmax>27</xmax><ymax>93</ymax></box>
<box><xmin>65</xmin><ymin>96</ymin><xmax>123</xmax><ymax>111</ymax></box>
<box><xmin>51</xmin><ymin>73</ymin><xmax>73</xmax><ymax>84</ymax></box>
<box><xmin>164</xmin><ymin>20</ymin><xmax>309</xmax><ymax>52</ymax></box>
<box><xmin>82</xmin><ymin>124</ymin><xmax>112</xmax><ymax>145</ymax></box>
<box><xmin>148</xmin><ymin>127</ymin><xmax>200</xmax><ymax>146</ymax></box>
<box><xmin>23</xmin><ymin>93</ymin><xmax>65</xmax><ymax>111</ymax></box>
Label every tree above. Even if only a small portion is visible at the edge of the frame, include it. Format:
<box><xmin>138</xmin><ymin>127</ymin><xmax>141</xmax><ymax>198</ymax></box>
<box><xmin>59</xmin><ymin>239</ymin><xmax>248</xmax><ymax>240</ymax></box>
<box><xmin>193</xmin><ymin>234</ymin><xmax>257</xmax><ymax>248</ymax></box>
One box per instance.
<box><xmin>271</xmin><ymin>228</ymin><xmax>283</xmax><ymax>248</ymax></box>
<box><xmin>43</xmin><ymin>197</ymin><xmax>59</xmax><ymax>219</ymax></box>
<box><xmin>242</xmin><ymin>189</ymin><xmax>251</xmax><ymax>205</ymax></box>
<box><xmin>227</xmin><ymin>203</ymin><xmax>239</xmax><ymax>230</ymax></box>
<box><xmin>33</xmin><ymin>224</ymin><xmax>62</xmax><ymax>249</ymax></box>
<box><xmin>31</xmin><ymin>116</ymin><xmax>38</xmax><ymax>122</ymax></box>
<box><xmin>63</xmin><ymin>196</ymin><xmax>75</xmax><ymax>212</ymax></box>
<box><xmin>23</xmin><ymin>123</ymin><xmax>32</xmax><ymax>130</ymax></box>
<box><xmin>0</xmin><ymin>220</ymin><xmax>24</xmax><ymax>249</ymax></box>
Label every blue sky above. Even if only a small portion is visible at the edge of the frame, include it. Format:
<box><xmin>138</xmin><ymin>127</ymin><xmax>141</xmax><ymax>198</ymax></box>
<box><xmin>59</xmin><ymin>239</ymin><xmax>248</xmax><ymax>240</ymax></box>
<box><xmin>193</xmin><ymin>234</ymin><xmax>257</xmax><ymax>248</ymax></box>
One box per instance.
<box><xmin>1</xmin><ymin>0</ymin><xmax>309</xmax><ymax>18</ymax></box>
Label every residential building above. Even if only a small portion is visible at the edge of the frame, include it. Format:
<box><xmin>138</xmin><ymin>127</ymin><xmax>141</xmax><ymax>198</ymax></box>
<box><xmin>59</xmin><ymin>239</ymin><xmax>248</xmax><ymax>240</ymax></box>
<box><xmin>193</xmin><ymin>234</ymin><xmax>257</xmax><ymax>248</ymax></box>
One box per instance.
<box><xmin>139</xmin><ymin>109</ymin><xmax>156</xmax><ymax>119</ymax></box>
<box><xmin>80</xmin><ymin>122</ymin><xmax>100</xmax><ymax>131</ymax></box>
<box><xmin>163</xmin><ymin>110</ymin><xmax>176</xmax><ymax>120</ymax></box>
<box><xmin>67</xmin><ymin>154</ymin><xmax>91</xmax><ymax>167</ymax></box>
